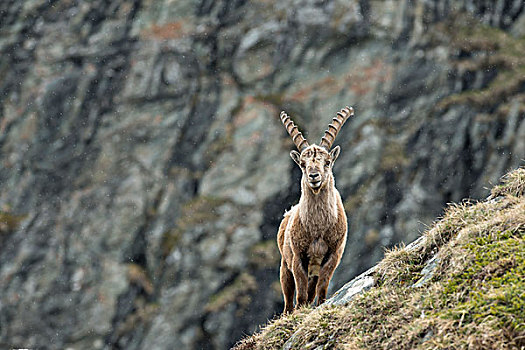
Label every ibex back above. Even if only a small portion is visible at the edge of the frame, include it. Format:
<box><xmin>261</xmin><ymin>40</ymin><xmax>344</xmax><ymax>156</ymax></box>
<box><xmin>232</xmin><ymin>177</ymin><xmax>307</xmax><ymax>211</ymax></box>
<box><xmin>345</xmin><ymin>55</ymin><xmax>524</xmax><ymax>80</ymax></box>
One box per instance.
<box><xmin>277</xmin><ymin>106</ymin><xmax>353</xmax><ymax>314</ymax></box>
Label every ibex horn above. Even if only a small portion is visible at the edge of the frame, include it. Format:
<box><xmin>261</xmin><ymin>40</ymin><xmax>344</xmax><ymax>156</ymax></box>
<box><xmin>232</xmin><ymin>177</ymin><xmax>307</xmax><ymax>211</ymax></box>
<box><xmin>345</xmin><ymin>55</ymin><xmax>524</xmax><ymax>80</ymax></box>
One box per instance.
<box><xmin>280</xmin><ymin>111</ymin><xmax>309</xmax><ymax>151</ymax></box>
<box><xmin>319</xmin><ymin>106</ymin><xmax>354</xmax><ymax>150</ymax></box>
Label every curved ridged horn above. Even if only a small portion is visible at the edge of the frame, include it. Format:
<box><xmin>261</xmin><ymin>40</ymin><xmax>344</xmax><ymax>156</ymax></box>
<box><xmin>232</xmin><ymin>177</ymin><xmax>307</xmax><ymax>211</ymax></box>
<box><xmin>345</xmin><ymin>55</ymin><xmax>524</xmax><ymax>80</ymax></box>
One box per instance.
<box><xmin>280</xmin><ymin>111</ymin><xmax>309</xmax><ymax>151</ymax></box>
<box><xmin>319</xmin><ymin>106</ymin><xmax>354</xmax><ymax>150</ymax></box>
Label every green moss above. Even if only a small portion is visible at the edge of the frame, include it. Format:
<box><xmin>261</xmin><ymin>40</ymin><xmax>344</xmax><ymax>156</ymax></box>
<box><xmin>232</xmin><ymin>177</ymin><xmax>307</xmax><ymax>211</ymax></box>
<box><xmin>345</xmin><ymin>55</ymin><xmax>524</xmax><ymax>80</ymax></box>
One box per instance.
<box><xmin>178</xmin><ymin>196</ymin><xmax>227</xmax><ymax>226</ymax></box>
<box><xmin>205</xmin><ymin>272</ymin><xmax>257</xmax><ymax>313</ymax></box>
<box><xmin>234</xmin><ymin>307</ymin><xmax>312</xmax><ymax>350</ymax></box>
<box><xmin>249</xmin><ymin>240</ymin><xmax>280</xmax><ymax>268</ymax></box>
<box><xmin>0</xmin><ymin>211</ymin><xmax>26</xmax><ymax>235</ymax></box>
<box><xmin>161</xmin><ymin>196</ymin><xmax>228</xmax><ymax>256</ymax></box>
<box><xmin>160</xmin><ymin>229</ymin><xmax>182</xmax><ymax>257</ymax></box>
<box><xmin>380</xmin><ymin>141</ymin><xmax>408</xmax><ymax>172</ymax></box>
<box><xmin>435</xmin><ymin>14</ymin><xmax>525</xmax><ymax>110</ymax></box>
<box><xmin>440</xmin><ymin>227</ymin><xmax>524</xmax><ymax>335</ymax></box>
<box><xmin>253</xmin><ymin>93</ymin><xmax>285</xmax><ymax>108</ymax></box>
<box><xmin>343</xmin><ymin>178</ymin><xmax>373</xmax><ymax>213</ymax></box>
<box><xmin>114</xmin><ymin>301</ymin><xmax>160</xmax><ymax>338</ymax></box>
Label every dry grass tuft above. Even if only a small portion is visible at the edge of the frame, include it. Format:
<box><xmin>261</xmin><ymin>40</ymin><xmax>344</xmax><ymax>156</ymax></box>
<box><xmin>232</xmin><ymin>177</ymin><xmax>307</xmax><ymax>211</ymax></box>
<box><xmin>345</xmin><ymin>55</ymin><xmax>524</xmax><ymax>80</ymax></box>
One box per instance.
<box><xmin>232</xmin><ymin>307</ymin><xmax>312</xmax><ymax>350</ymax></box>
<box><xmin>490</xmin><ymin>167</ymin><xmax>525</xmax><ymax>198</ymax></box>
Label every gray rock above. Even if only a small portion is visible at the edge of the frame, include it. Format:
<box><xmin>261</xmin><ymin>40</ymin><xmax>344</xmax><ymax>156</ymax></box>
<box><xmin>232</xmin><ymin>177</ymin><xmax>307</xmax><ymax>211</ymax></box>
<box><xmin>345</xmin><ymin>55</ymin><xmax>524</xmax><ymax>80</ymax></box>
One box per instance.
<box><xmin>412</xmin><ymin>255</ymin><xmax>440</xmax><ymax>288</ymax></box>
<box><xmin>325</xmin><ymin>267</ymin><xmax>376</xmax><ymax>305</ymax></box>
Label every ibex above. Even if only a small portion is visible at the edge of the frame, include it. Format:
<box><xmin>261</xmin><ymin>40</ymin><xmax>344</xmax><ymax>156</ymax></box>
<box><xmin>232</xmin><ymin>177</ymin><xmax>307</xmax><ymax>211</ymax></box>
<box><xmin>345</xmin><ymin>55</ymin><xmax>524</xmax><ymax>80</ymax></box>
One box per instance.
<box><xmin>277</xmin><ymin>106</ymin><xmax>353</xmax><ymax>313</ymax></box>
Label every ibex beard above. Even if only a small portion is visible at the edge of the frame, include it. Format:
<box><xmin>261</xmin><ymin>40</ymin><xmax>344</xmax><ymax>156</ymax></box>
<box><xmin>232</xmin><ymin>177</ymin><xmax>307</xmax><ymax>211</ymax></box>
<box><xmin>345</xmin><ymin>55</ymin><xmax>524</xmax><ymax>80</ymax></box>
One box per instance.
<box><xmin>277</xmin><ymin>107</ymin><xmax>353</xmax><ymax>314</ymax></box>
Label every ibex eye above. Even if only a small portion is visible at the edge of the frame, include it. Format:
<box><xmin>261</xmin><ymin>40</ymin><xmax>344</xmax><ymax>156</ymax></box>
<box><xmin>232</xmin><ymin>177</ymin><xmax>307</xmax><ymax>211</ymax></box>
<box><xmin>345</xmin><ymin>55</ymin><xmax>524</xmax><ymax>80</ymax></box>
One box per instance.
<box><xmin>325</xmin><ymin>161</ymin><xmax>330</xmax><ymax>167</ymax></box>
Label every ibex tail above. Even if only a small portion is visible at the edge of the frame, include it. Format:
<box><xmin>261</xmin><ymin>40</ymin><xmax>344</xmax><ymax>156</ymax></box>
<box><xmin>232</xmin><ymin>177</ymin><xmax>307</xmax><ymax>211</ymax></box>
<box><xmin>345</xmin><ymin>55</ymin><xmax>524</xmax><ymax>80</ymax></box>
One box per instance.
<box><xmin>308</xmin><ymin>239</ymin><xmax>328</xmax><ymax>278</ymax></box>
<box><xmin>308</xmin><ymin>257</ymin><xmax>323</xmax><ymax>277</ymax></box>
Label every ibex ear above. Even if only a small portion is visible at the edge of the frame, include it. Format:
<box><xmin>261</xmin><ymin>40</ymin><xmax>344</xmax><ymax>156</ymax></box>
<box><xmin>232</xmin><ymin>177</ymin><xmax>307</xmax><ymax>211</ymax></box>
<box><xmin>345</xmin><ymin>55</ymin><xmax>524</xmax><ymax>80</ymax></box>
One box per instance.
<box><xmin>329</xmin><ymin>145</ymin><xmax>341</xmax><ymax>162</ymax></box>
<box><xmin>290</xmin><ymin>150</ymin><xmax>301</xmax><ymax>166</ymax></box>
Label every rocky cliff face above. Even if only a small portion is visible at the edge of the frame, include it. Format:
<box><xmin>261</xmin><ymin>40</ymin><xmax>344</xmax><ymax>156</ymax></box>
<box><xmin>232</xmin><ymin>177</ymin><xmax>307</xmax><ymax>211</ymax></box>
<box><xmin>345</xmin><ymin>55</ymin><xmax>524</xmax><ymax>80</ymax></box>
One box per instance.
<box><xmin>0</xmin><ymin>1</ymin><xmax>524</xmax><ymax>349</ymax></box>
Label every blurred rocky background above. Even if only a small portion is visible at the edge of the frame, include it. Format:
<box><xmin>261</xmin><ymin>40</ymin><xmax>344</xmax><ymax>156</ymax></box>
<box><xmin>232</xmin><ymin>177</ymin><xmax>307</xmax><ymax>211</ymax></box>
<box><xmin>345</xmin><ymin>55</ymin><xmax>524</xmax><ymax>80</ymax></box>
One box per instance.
<box><xmin>0</xmin><ymin>0</ymin><xmax>524</xmax><ymax>349</ymax></box>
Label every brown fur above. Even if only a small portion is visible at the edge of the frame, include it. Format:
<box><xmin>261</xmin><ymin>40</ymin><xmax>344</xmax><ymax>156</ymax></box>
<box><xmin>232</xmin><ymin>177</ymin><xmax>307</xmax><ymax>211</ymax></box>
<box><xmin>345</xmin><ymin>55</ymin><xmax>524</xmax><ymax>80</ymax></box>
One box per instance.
<box><xmin>277</xmin><ymin>144</ymin><xmax>348</xmax><ymax>313</ymax></box>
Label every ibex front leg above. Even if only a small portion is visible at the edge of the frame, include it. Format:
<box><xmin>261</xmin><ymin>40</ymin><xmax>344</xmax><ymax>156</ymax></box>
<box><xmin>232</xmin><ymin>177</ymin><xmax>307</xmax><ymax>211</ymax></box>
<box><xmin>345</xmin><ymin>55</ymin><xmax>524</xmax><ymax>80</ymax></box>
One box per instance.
<box><xmin>280</xmin><ymin>261</ymin><xmax>295</xmax><ymax>314</ymax></box>
<box><xmin>291</xmin><ymin>255</ymin><xmax>308</xmax><ymax>308</ymax></box>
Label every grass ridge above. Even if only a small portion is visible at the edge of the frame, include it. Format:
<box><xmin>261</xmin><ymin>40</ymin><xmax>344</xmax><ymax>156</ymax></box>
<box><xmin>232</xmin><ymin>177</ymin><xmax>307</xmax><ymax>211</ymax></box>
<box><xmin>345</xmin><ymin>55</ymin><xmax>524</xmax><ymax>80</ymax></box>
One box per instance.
<box><xmin>233</xmin><ymin>167</ymin><xmax>525</xmax><ymax>350</ymax></box>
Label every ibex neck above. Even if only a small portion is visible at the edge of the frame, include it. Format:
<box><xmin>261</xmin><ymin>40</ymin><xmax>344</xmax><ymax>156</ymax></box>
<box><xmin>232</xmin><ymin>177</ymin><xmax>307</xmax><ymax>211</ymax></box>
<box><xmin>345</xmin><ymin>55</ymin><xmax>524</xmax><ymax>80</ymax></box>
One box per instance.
<box><xmin>299</xmin><ymin>175</ymin><xmax>339</xmax><ymax>231</ymax></box>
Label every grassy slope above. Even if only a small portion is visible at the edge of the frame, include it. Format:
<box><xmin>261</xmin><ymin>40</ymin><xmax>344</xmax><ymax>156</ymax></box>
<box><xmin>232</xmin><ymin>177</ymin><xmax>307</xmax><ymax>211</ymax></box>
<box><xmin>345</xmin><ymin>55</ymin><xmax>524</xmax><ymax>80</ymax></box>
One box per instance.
<box><xmin>233</xmin><ymin>168</ymin><xmax>525</xmax><ymax>350</ymax></box>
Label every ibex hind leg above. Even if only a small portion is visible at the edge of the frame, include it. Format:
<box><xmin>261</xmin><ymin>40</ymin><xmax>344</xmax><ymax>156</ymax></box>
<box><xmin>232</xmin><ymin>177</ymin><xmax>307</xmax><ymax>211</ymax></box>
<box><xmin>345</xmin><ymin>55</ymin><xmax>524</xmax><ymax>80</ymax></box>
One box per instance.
<box><xmin>280</xmin><ymin>261</ymin><xmax>295</xmax><ymax>314</ymax></box>
<box><xmin>307</xmin><ymin>275</ymin><xmax>318</xmax><ymax>304</ymax></box>
<box><xmin>316</xmin><ymin>253</ymin><xmax>339</xmax><ymax>305</ymax></box>
<box><xmin>307</xmin><ymin>254</ymin><xmax>323</xmax><ymax>304</ymax></box>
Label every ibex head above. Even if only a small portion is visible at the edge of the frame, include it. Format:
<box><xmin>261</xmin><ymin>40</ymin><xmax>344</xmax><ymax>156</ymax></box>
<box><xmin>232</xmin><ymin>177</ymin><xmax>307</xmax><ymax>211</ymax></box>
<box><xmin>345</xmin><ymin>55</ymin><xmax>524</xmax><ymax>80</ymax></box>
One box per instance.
<box><xmin>280</xmin><ymin>106</ymin><xmax>354</xmax><ymax>194</ymax></box>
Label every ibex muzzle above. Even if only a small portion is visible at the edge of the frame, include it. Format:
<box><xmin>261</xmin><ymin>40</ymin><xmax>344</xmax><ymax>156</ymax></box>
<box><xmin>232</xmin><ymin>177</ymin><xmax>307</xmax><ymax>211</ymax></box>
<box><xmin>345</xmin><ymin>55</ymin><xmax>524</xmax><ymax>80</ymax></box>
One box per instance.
<box><xmin>277</xmin><ymin>106</ymin><xmax>353</xmax><ymax>313</ymax></box>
